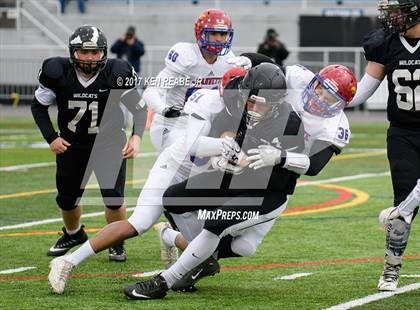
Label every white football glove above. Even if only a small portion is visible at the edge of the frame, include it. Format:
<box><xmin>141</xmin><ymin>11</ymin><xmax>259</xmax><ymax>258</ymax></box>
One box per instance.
<box><xmin>221</xmin><ymin>137</ymin><xmax>246</xmax><ymax>165</ymax></box>
<box><xmin>247</xmin><ymin>145</ymin><xmax>282</xmax><ymax>170</ymax></box>
<box><xmin>211</xmin><ymin>156</ymin><xmax>244</xmax><ymax>175</ymax></box>
<box><xmin>226</xmin><ymin>56</ymin><xmax>252</xmax><ymax>70</ymax></box>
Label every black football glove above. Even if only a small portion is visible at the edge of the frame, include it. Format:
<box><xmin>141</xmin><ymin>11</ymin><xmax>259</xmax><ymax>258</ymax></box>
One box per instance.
<box><xmin>162</xmin><ymin>106</ymin><xmax>184</xmax><ymax>118</ymax></box>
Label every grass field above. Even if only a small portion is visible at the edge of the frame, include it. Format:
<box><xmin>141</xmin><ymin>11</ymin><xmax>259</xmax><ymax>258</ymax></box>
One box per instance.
<box><xmin>0</xmin><ymin>115</ymin><xmax>419</xmax><ymax>309</ymax></box>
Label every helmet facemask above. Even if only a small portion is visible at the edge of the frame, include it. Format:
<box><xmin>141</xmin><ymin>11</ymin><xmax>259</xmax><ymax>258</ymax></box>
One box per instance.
<box><xmin>378</xmin><ymin>0</ymin><xmax>420</xmax><ymax>34</ymax></box>
<box><xmin>70</xmin><ymin>47</ymin><xmax>107</xmax><ymax>75</ymax></box>
<box><xmin>302</xmin><ymin>75</ymin><xmax>346</xmax><ymax>118</ymax></box>
<box><xmin>198</xmin><ymin>28</ymin><xmax>234</xmax><ymax>56</ymax></box>
<box><xmin>238</xmin><ymin>87</ymin><xmax>285</xmax><ymax>128</ymax></box>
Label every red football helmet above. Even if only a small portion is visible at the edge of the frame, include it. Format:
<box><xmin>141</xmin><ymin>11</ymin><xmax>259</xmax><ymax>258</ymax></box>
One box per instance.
<box><xmin>219</xmin><ymin>67</ymin><xmax>247</xmax><ymax>96</ymax></box>
<box><xmin>195</xmin><ymin>8</ymin><xmax>234</xmax><ymax>56</ymax></box>
<box><xmin>303</xmin><ymin>65</ymin><xmax>357</xmax><ymax>118</ymax></box>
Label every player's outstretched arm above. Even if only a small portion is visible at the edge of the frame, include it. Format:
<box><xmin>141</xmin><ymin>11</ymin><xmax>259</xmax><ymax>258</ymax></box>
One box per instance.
<box><xmin>348</xmin><ymin>62</ymin><xmax>384</xmax><ymax>107</ymax></box>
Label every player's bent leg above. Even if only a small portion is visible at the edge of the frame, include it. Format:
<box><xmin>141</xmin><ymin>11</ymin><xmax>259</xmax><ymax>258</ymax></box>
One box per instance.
<box><xmin>124</xmin><ymin>229</ymin><xmax>220</xmax><ymax>299</ymax></box>
<box><xmin>48</xmin><ymin>220</ymin><xmax>138</xmax><ymax>294</ymax></box>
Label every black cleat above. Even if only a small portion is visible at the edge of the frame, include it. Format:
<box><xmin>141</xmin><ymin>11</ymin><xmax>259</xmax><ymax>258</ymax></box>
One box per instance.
<box><xmin>171</xmin><ymin>256</ymin><xmax>220</xmax><ymax>292</ymax></box>
<box><xmin>47</xmin><ymin>225</ymin><xmax>88</xmax><ymax>257</ymax></box>
<box><xmin>109</xmin><ymin>242</ymin><xmax>127</xmax><ymax>262</ymax></box>
<box><xmin>124</xmin><ymin>275</ymin><xmax>168</xmax><ymax>300</ymax></box>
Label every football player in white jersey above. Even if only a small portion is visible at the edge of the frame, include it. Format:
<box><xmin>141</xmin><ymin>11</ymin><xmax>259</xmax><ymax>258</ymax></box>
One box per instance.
<box><xmin>123</xmin><ymin>63</ymin><xmax>358</xmax><ymax>299</ymax></box>
<box><xmin>47</xmin><ymin>67</ymin><xmax>247</xmax><ymax>294</ymax></box>
<box><xmin>143</xmin><ymin>8</ymin><xmax>235</xmax><ymax>151</ymax></box>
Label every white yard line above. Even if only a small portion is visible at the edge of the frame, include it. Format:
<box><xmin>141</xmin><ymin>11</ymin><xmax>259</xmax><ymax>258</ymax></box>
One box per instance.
<box><xmin>0</xmin><ymin>162</ymin><xmax>55</xmax><ymax>171</ymax></box>
<box><xmin>0</xmin><ymin>207</ymin><xmax>135</xmax><ymax>231</ymax></box>
<box><xmin>274</xmin><ymin>273</ymin><xmax>313</xmax><ymax>280</ymax></box>
<box><xmin>0</xmin><ymin>152</ymin><xmax>159</xmax><ymax>172</ymax></box>
<box><xmin>400</xmin><ymin>275</ymin><xmax>420</xmax><ymax>278</ymax></box>
<box><xmin>0</xmin><ymin>171</ymin><xmax>390</xmax><ymax>231</ymax></box>
<box><xmin>0</xmin><ymin>266</ymin><xmax>36</xmax><ymax>274</ymax></box>
<box><xmin>324</xmin><ymin>282</ymin><xmax>420</xmax><ymax>310</ymax></box>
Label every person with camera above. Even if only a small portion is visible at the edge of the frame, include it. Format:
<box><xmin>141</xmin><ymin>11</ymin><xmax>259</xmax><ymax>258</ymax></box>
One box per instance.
<box><xmin>111</xmin><ymin>26</ymin><xmax>145</xmax><ymax>75</ymax></box>
<box><xmin>257</xmin><ymin>28</ymin><xmax>289</xmax><ymax>67</ymax></box>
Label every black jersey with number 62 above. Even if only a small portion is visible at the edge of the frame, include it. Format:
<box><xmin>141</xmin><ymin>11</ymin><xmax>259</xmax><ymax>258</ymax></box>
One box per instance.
<box><xmin>38</xmin><ymin>57</ymin><xmax>138</xmax><ymax>142</ymax></box>
<box><xmin>363</xmin><ymin>29</ymin><xmax>420</xmax><ymax>129</ymax></box>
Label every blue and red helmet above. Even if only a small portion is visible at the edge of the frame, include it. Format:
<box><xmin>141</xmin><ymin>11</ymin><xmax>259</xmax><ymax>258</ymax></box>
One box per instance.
<box><xmin>194</xmin><ymin>9</ymin><xmax>234</xmax><ymax>56</ymax></box>
<box><xmin>302</xmin><ymin>65</ymin><xmax>357</xmax><ymax>118</ymax></box>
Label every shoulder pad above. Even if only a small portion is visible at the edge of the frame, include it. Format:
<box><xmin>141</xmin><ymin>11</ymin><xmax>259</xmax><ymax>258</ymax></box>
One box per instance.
<box><xmin>164</xmin><ymin>42</ymin><xmax>198</xmax><ymax>74</ymax></box>
<box><xmin>105</xmin><ymin>58</ymin><xmax>138</xmax><ymax>89</ymax></box>
<box><xmin>38</xmin><ymin>57</ymin><xmax>69</xmax><ymax>89</ymax></box>
<box><xmin>286</xmin><ymin>65</ymin><xmax>315</xmax><ymax>89</ymax></box>
<box><xmin>362</xmin><ymin>29</ymin><xmax>388</xmax><ymax>64</ymax></box>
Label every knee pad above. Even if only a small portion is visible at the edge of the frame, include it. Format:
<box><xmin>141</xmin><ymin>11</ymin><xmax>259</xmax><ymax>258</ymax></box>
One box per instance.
<box><xmin>56</xmin><ymin>194</ymin><xmax>78</xmax><ymax>211</ymax></box>
<box><xmin>231</xmin><ymin>237</ymin><xmax>257</xmax><ymax>257</ymax></box>
<box><xmin>386</xmin><ymin>218</ymin><xmax>411</xmax><ymax>257</ymax></box>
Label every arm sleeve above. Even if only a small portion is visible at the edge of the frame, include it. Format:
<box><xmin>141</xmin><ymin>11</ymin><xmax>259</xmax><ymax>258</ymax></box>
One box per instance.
<box><xmin>31</xmin><ymin>98</ymin><xmax>58</xmax><ymax>144</ymax></box>
<box><xmin>306</xmin><ymin>143</ymin><xmax>340</xmax><ymax>176</ymax></box>
<box><xmin>185</xmin><ymin>113</ymin><xmax>225</xmax><ymax>157</ymax></box>
<box><xmin>347</xmin><ymin>72</ymin><xmax>382</xmax><ymax>107</ymax></box>
<box><xmin>142</xmin><ymin>67</ymin><xmax>179</xmax><ymax>114</ymax></box>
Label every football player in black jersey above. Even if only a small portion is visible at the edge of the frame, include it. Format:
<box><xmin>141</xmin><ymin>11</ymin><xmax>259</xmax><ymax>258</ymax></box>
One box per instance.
<box><xmin>31</xmin><ymin>25</ymin><xmax>147</xmax><ymax>263</ymax></box>
<box><xmin>348</xmin><ymin>0</ymin><xmax>420</xmax><ymax>291</ymax></box>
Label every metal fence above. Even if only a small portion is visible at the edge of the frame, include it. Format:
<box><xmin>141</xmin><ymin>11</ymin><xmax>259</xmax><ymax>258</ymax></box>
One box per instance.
<box><xmin>0</xmin><ymin>44</ymin><xmax>388</xmax><ymax>109</ymax></box>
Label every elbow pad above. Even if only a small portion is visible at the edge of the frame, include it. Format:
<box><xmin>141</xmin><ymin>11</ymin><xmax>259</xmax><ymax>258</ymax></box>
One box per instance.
<box><xmin>283</xmin><ymin>152</ymin><xmax>310</xmax><ymax>175</ymax></box>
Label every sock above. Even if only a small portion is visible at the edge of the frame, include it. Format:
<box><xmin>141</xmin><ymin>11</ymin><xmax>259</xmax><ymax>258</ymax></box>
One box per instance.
<box><xmin>397</xmin><ymin>179</ymin><xmax>420</xmax><ymax>218</ymax></box>
<box><xmin>162</xmin><ymin>227</ymin><xmax>180</xmax><ymax>247</ymax></box>
<box><xmin>65</xmin><ymin>241</ymin><xmax>95</xmax><ymax>266</ymax></box>
<box><xmin>65</xmin><ymin>225</ymin><xmax>82</xmax><ymax>235</ymax></box>
<box><xmin>161</xmin><ymin>229</ymin><xmax>220</xmax><ymax>288</ymax></box>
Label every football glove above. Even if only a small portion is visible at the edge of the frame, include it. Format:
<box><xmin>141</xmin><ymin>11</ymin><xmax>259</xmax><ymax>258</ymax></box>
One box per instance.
<box><xmin>211</xmin><ymin>156</ymin><xmax>244</xmax><ymax>175</ymax></box>
<box><xmin>247</xmin><ymin>145</ymin><xmax>281</xmax><ymax>170</ymax></box>
<box><xmin>162</xmin><ymin>106</ymin><xmax>185</xmax><ymax>118</ymax></box>
<box><xmin>221</xmin><ymin>137</ymin><xmax>246</xmax><ymax>165</ymax></box>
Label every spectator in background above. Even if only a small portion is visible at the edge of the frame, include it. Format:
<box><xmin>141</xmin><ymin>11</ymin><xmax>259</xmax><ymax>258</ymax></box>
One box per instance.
<box><xmin>257</xmin><ymin>28</ymin><xmax>289</xmax><ymax>67</ymax></box>
<box><xmin>59</xmin><ymin>0</ymin><xmax>86</xmax><ymax>14</ymax></box>
<box><xmin>111</xmin><ymin>26</ymin><xmax>145</xmax><ymax>75</ymax></box>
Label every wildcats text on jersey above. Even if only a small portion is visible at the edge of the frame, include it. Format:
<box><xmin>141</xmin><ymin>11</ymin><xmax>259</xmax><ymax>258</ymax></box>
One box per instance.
<box><xmin>399</xmin><ymin>59</ymin><xmax>420</xmax><ymax>66</ymax></box>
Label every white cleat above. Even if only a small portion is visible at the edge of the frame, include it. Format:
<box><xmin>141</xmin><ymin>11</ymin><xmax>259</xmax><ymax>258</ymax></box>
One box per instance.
<box><xmin>377</xmin><ymin>257</ymin><xmax>401</xmax><ymax>292</ymax></box>
<box><xmin>48</xmin><ymin>256</ymin><xmax>75</xmax><ymax>294</ymax></box>
<box><xmin>153</xmin><ymin>222</ymin><xmax>179</xmax><ymax>269</ymax></box>
<box><xmin>378</xmin><ymin>276</ymin><xmax>398</xmax><ymax>291</ymax></box>
<box><xmin>378</xmin><ymin>207</ymin><xmax>412</xmax><ymax>230</ymax></box>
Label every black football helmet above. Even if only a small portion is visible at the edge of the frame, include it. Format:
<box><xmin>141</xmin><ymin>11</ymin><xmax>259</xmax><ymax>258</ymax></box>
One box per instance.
<box><xmin>378</xmin><ymin>0</ymin><xmax>420</xmax><ymax>34</ymax></box>
<box><xmin>237</xmin><ymin>63</ymin><xmax>287</xmax><ymax>127</ymax></box>
<box><xmin>69</xmin><ymin>25</ymin><xmax>108</xmax><ymax>75</ymax></box>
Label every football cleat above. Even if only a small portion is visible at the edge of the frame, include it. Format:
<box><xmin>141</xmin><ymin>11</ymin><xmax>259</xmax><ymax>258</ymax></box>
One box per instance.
<box><xmin>154</xmin><ymin>222</ymin><xmax>179</xmax><ymax>268</ymax></box>
<box><xmin>377</xmin><ymin>256</ymin><xmax>401</xmax><ymax>291</ymax></box>
<box><xmin>48</xmin><ymin>256</ymin><xmax>75</xmax><ymax>294</ymax></box>
<box><xmin>379</xmin><ymin>207</ymin><xmax>413</xmax><ymax>230</ymax></box>
<box><xmin>109</xmin><ymin>242</ymin><xmax>127</xmax><ymax>262</ymax></box>
<box><xmin>124</xmin><ymin>275</ymin><xmax>168</xmax><ymax>300</ymax></box>
<box><xmin>47</xmin><ymin>225</ymin><xmax>88</xmax><ymax>257</ymax></box>
<box><xmin>171</xmin><ymin>255</ymin><xmax>220</xmax><ymax>292</ymax></box>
